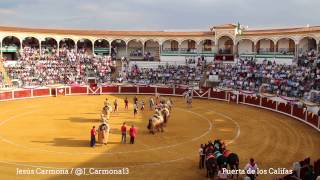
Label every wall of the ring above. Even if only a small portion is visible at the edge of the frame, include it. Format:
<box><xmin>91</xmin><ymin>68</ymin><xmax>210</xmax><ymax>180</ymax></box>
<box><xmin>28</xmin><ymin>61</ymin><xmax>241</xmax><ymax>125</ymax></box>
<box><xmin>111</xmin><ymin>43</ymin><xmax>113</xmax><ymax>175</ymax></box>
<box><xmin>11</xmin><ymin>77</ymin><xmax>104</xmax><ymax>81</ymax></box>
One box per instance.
<box><xmin>0</xmin><ymin>85</ymin><xmax>319</xmax><ymax>132</ymax></box>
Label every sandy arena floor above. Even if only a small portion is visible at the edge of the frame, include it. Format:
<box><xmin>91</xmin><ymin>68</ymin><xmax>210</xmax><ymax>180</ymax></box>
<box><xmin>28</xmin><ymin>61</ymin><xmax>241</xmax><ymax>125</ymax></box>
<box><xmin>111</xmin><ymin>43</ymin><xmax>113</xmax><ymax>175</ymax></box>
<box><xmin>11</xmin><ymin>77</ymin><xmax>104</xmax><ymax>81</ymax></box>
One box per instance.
<box><xmin>0</xmin><ymin>95</ymin><xmax>319</xmax><ymax>180</ymax></box>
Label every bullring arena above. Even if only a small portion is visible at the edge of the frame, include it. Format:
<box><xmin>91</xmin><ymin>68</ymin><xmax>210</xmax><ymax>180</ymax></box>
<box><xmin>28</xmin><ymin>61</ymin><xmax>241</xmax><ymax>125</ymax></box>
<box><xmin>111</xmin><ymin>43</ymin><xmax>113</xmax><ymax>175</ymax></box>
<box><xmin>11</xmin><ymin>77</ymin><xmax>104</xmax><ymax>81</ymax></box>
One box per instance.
<box><xmin>0</xmin><ymin>86</ymin><xmax>319</xmax><ymax>180</ymax></box>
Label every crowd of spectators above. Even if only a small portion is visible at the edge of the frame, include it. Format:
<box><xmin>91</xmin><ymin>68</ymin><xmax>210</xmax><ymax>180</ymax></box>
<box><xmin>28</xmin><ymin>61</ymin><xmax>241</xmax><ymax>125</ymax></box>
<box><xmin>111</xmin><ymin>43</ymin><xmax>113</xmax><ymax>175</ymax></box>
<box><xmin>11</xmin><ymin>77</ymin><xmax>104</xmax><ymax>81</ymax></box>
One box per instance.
<box><xmin>0</xmin><ymin>71</ymin><xmax>3</xmax><ymax>86</ymax></box>
<box><xmin>206</xmin><ymin>57</ymin><xmax>320</xmax><ymax>101</ymax></box>
<box><xmin>5</xmin><ymin>46</ymin><xmax>115</xmax><ymax>86</ymax></box>
<box><xmin>120</xmin><ymin>61</ymin><xmax>205</xmax><ymax>86</ymax></box>
<box><xmin>298</xmin><ymin>49</ymin><xmax>320</xmax><ymax>66</ymax></box>
<box><xmin>2</xmin><ymin>45</ymin><xmax>320</xmax><ymax>102</ymax></box>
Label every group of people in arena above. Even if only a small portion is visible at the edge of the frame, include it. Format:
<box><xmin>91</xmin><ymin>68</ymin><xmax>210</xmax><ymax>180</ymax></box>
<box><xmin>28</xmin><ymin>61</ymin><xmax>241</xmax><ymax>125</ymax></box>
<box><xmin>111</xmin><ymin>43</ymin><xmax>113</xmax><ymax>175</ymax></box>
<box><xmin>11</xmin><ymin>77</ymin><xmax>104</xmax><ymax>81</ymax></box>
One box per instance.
<box><xmin>90</xmin><ymin>98</ymin><xmax>139</xmax><ymax>147</ymax></box>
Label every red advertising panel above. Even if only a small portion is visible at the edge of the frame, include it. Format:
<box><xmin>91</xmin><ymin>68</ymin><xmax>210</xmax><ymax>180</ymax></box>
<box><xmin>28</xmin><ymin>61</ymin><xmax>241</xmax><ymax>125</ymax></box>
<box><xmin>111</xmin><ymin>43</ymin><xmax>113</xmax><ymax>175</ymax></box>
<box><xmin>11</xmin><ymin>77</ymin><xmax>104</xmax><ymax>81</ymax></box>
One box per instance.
<box><xmin>14</xmin><ymin>90</ymin><xmax>32</xmax><ymax>99</ymax></box>
<box><xmin>120</xmin><ymin>86</ymin><xmax>137</xmax><ymax>93</ymax></box>
<box><xmin>33</xmin><ymin>88</ymin><xmax>50</xmax><ymax>97</ymax></box>
<box><xmin>102</xmin><ymin>86</ymin><xmax>119</xmax><ymax>93</ymax></box>
<box><xmin>0</xmin><ymin>91</ymin><xmax>13</xmax><ymax>100</ymax></box>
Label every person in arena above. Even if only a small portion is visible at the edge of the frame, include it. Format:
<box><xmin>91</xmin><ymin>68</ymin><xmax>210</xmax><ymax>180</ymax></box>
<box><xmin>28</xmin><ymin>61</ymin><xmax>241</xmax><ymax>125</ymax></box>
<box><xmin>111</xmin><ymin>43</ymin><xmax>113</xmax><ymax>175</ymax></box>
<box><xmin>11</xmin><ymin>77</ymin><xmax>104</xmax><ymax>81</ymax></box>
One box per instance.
<box><xmin>217</xmin><ymin>167</ymin><xmax>228</xmax><ymax>180</ymax></box>
<box><xmin>149</xmin><ymin>97</ymin><xmax>155</xmax><ymax>110</ymax></box>
<box><xmin>244</xmin><ymin>158</ymin><xmax>259</xmax><ymax>180</ymax></box>
<box><xmin>133</xmin><ymin>103</ymin><xmax>138</xmax><ymax>117</ymax></box>
<box><xmin>124</xmin><ymin>97</ymin><xmax>129</xmax><ymax>109</ymax></box>
<box><xmin>199</xmin><ymin>144</ymin><xmax>205</xmax><ymax>169</ymax></box>
<box><xmin>129</xmin><ymin>124</ymin><xmax>137</xmax><ymax>144</ymax></box>
<box><xmin>121</xmin><ymin>122</ymin><xmax>127</xmax><ymax>144</ymax></box>
<box><xmin>113</xmin><ymin>99</ymin><xmax>118</xmax><ymax>112</ymax></box>
<box><xmin>90</xmin><ymin>126</ymin><xmax>97</xmax><ymax>147</ymax></box>
<box><xmin>140</xmin><ymin>100</ymin><xmax>145</xmax><ymax>111</ymax></box>
<box><xmin>104</xmin><ymin>98</ymin><xmax>109</xmax><ymax>106</ymax></box>
<box><xmin>133</xmin><ymin>96</ymin><xmax>138</xmax><ymax>105</ymax></box>
<box><xmin>98</xmin><ymin>123</ymin><xmax>107</xmax><ymax>145</ymax></box>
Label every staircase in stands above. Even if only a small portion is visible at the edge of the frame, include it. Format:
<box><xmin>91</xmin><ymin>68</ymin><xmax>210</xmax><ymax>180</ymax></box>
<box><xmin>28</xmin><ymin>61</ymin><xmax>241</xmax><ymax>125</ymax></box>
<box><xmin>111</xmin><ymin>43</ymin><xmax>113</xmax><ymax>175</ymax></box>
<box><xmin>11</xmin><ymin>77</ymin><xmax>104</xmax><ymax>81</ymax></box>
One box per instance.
<box><xmin>111</xmin><ymin>60</ymin><xmax>123</xmax><ymax>81</ymax></box>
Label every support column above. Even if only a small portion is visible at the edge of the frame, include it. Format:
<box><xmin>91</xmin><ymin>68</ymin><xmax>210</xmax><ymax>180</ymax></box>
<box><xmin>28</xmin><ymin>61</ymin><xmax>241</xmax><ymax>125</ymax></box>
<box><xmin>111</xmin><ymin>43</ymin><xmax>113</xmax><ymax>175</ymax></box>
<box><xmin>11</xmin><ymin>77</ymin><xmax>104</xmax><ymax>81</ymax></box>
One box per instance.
<box><xmin>125</xmin><ymin>43</ymin><xmax>128</xmax><ymax>58</ymax></box>
<box><xmin>0</xmin><ymin>42</ymin><xmax>2</xmax><ymax>59</ymax></box>
<box><xmin>142</xmin><ymin>42</ymin><xmax>145</xmax><ymax>57</ymax></box>
<box><xmin>159</xmin><ymin>45</ymin><xmax>161</xmax><ymax>56</ymax></box>
<box><xmin>39</xmin><ymin>41</ymin><xmax>42</xmax><ymax>58</ymax></box>
<box><xmin>92</xmin><ymin>45</ymin><xmax>95</xmax><ymax>56</ymax></box>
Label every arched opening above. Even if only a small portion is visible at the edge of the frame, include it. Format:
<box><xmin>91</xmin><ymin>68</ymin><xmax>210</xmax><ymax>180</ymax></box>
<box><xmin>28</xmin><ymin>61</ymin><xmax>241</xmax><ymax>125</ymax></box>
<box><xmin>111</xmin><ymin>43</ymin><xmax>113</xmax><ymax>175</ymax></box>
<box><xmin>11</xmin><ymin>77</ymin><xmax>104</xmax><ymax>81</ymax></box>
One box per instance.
<box><xmin>180</xmin><ymin>39</ymin><xmax>197</xmax><ymax>54</ymax></box>
<box><xmin>41</xmin><ymin>37</ymin><xmax>58</xmax><ymax>56</ymax></box>
<box><xmin>297</xmin><ymin>37</ymin><xmax>317</xmax><ymax>65</ymax></box>
<box><xmin>94</xmin><ymin>39</ymin><xmax>110</xmax><ymax>56</ymax></box>
<box><xmin>162</xmin><ymin>39</ymin><xmax>179</xmax><ymax>54</ymax></box>
<box><xmin>22</xmin><ymin>37</ymin><xmax>39</xmax><ymax>48</ymax></box>
<box><xmin>256</xmin><ymin>38</ymin><xmax>275</xmax><ymax>54</ymax></box>
<box><xmin>298</xmin><ymin>37</ymin><xmax>317</xmax><ymax>54</ymax></box>
<box><xmin>2</xmin><ymin>36</ymin><xmax>21</xmax><ymax>60</ymax></box>
<box><xmin>199</xmin><ymin>39</ymin><xmax>214</xmax><ymax>52</ymax></box>
<box><xmin>276</xmin><ymin>38</ymin><xmax>295</xmax><ymax>55</ymax></box>
<box><xmin>77</xmin><ymin>39</ymin><xmax>93</xmax><ymax>55</ymax></box>
<box><xmin>59</xmin><ymin>38</ymin><xmax>75</xmax><ymax>57</ymax></box>
<box><xmin>59</xmin><ymin>38</ymin><xmax>75</xmax><ymax>50</ymax></box>
<box><xmin>144</xmin><ymin>40</ymin><xmax>160</xmax><ymax>61</ymax></box>
<box><xmin>111</xmin><ymin>39</ymin><xmax>126</xmax><ymax>59</ymax></box>
<box><xmin>237</xmin><ymin>39</ymin><xmax>254</xmax><ymax>54</ymax></box>
<box><xmin>21</xmin><ymin>37</ymin><xmax>40</xmax><ymax>60</ymax></box>
<box><xmin>127</xmin><ymin>39</ymin><xmax>143</xmax><ymax>60</ymax></box>
<box><xmin>217</xmin><ymin>36</ymin><xmax>234</xmax><ymax>54</ymax></box>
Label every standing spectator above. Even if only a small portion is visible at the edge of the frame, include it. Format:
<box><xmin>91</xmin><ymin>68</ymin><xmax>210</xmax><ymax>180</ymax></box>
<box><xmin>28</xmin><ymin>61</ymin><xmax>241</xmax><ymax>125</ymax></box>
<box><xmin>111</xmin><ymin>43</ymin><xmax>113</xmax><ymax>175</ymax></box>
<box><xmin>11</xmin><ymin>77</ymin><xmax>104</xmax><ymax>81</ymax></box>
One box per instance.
<box><xmin>133</xmin><ymin>103</ymin><xmax>138</xmax><ymax>117</ymax></box>
<box><xmin>121</xmin><ymin>122</ymin><xmax>127</xmax><ymax>144</ymax></box>
<box><xmin>244</xmin><ymin>158</ymin><xmax>258</xmax><ymax>180</ymax></box>
<box><xmin>199</xmin><ymin>144</ymin><xmax>205</xmax><ymax>169</ymax></box>
<box><xmin>124</xmin><ymin>97</ymin><xmax>129</xmax><ymax>109</ymax></box>
<box><xmin>90</xmin><ymin>126</ymin><xmax>97</xmax><ymax>147</ymax></box>
<box><xmin>129</xmin><ymin>125</ymin><xmax>137</xmax><ymax>144</ymax></box>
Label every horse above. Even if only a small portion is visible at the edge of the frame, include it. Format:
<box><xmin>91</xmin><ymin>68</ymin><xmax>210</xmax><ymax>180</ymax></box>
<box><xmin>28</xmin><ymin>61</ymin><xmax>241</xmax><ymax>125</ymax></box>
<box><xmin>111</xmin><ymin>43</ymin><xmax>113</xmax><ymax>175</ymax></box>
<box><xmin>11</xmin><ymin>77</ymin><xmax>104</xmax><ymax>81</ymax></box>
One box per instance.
<box><xmin>223</xmin><ymin>149</ymin><xmax>240</xmax><ymax>179</ymax></box>
<box><xmin>161</xmin><ymin>107</ymin><xmax>170</xmax><ymax>124</ymax></box>
<box><xmin>147</xmin><ymin>113</ymin><xmax>164</xmax><ymax>134</ymax></box>
<box><xmin>205</xmin><ymin>145</ymin><xmax>218</xmax><ymax>178</ymax></box>
<box><xmin>206</xmin><ymin>154</ymin><xmax>218</xmax><ymax>179</ymax></box>
<box><xmin>213</xmin><ymin>149</ymin><xmax>228</xmax><ymax>170</ymax></box>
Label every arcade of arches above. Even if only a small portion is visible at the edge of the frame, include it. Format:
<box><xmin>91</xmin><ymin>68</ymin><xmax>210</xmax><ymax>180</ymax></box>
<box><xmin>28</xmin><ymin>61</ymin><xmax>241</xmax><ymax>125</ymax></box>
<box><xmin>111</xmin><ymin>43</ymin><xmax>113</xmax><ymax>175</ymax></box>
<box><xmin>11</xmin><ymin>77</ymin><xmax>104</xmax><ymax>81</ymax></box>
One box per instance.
<box><xmin>1</xmin><ymin>35</ymin><xmax>320</xmax><ymax>60</ymax></box>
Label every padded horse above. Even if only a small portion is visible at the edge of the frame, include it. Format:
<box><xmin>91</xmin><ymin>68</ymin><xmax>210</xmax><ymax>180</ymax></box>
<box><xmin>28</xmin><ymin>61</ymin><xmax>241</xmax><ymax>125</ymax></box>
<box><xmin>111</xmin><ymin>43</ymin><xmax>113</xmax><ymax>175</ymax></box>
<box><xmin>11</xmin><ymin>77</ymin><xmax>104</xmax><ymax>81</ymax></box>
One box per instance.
<box><xmin>161</xmin><ymin>107</ymin><xmax>170</xmax><ymax>124</ymax></box>
<box><xmin>205</xmin><ymin>146</ymin><xmax>218</xmax><ymax>178</ymax></box>
<box><xmin>147</xmin><ymin>113</ymin><xmax>164</xmax><ymax>134</ymax></box>
<box><xmin>223</xmin><ymin>149</ymin><xmax>240</xmax><ymax>179</ymax></box>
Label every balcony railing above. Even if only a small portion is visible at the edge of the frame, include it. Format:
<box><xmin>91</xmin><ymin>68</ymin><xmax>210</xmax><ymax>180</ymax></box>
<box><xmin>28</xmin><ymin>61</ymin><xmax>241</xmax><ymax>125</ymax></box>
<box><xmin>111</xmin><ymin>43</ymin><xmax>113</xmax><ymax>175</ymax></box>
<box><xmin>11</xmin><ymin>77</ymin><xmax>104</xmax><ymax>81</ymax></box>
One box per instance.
<box><xmin>1</xmin><ymin>46</ymin><xmax>19</xmax><ymax>53</ymax></box>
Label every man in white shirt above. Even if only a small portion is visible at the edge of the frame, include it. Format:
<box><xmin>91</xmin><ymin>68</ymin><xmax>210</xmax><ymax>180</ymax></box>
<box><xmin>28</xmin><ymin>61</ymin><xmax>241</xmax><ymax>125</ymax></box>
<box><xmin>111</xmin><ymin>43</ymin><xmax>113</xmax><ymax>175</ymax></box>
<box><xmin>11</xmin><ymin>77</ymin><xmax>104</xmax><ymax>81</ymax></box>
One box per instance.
<box><xmin>244</xmin><ymin>158</ymin><xmax>258</xmax><ymax>180</ymax></box>
<box><xmin>198</xmin><ymin>144</ymin><xmax>205</xmax><ymax>169</ymax></box>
